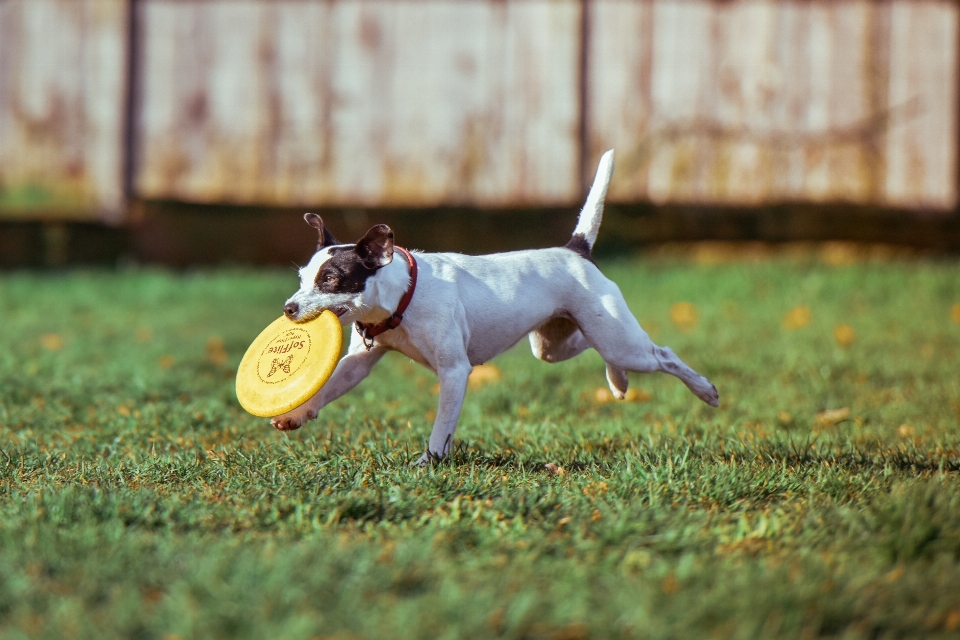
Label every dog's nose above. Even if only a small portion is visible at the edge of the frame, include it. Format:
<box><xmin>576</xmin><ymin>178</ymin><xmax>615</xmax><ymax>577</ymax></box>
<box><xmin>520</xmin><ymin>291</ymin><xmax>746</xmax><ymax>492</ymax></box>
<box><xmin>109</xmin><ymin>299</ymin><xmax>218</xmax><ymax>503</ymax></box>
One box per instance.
<box><xmin>283</xmin><ymin>302</ymin><xmax>299</xmax><ymax>319</ymax></box>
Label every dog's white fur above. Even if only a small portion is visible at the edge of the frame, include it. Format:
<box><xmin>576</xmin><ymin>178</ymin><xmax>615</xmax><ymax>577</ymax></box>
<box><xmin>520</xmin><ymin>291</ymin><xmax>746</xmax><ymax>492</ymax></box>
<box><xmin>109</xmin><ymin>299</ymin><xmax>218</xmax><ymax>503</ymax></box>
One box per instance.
<box><xmin>273</xmin><ymin>151</ymin><xmax>719</xmax><ymax>464</ymax></box>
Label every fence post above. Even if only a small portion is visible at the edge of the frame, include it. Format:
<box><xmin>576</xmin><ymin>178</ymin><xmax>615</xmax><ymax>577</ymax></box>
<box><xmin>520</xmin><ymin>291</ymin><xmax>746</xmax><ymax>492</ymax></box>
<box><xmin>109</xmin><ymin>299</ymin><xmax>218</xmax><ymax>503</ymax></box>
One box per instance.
<box><xmin>578</xmin><ymin>0</ymin><xmax>591</xmax><ymax>199</ymax></box>
<box><xmin>121</xmin><ymin>0</ymin><xmax>141</xmax><ymax>222</ymax></box>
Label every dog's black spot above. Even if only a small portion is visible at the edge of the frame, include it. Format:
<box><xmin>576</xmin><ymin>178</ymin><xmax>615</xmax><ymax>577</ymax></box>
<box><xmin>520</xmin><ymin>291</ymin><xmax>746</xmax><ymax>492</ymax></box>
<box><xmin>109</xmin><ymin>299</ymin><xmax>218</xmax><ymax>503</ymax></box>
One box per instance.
<box><xmin>311</xmin><ymin>223</ymin><xmax>395</xmax><ymax>294</ymax></box>
<box><xmin>315</xmin><ymin>246</ymin><xmax>379</xmax><ymax>294</ymax></box>
<box><xmin>564</xmin><ymin>233</ymin><xmax>595</xmax><ymax>263</ymax></box>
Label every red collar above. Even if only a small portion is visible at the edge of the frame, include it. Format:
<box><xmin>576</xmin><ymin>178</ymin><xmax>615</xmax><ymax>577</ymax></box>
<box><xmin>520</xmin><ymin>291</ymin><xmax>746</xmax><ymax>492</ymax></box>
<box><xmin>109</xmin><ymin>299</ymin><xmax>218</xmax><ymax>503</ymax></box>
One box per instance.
<box><xmin>355</xmin><ymin>246</ymin><xmax>417</xmax><ymax>349</ymax></box>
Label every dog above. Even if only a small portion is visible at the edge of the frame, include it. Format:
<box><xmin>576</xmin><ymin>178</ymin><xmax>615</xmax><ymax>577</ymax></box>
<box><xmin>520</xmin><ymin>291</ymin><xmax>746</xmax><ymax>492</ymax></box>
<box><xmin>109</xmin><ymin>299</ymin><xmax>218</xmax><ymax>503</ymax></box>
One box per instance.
<box><xmin>272</xmin><ymin>151</ymin><xmax>719</xmax><ymax>464</ymax></box>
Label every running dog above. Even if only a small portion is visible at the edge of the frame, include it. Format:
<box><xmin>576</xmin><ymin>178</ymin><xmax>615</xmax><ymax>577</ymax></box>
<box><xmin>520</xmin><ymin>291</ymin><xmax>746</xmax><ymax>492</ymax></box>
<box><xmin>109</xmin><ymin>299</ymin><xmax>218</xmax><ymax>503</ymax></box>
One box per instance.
<box><xmin>273</xmin><ymin>151</ymin><xmax>719</xmax><ymax>464</ymax></box>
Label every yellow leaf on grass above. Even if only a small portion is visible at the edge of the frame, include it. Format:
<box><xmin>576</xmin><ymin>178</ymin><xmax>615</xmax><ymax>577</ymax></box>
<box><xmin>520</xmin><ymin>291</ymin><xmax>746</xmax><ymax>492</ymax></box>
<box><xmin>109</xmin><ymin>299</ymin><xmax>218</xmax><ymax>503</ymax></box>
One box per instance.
<box><xmin>468</xmin><ymin>363</ymin><xmax>501</xmax><ymax>389</ymax></box>
<box><xmin>815</xmin><ymin>407</ymin><xmax>850</xmax><ymax>427</ymax></box>
<box><xmin>670</xmin><ymin>302</ymin><xmax>698</xmax><ymax>330</ymax></box>
<box><xmin>624</xmin><ymin>388</ymin><xmax>652</xmax><ymax>403</ymax></box>
<box><xmin>594</xmin><ymin>387</ymin><xmax>615</xmax><ymax>403</ymax></box>
<box><xmin>946</xmin><ymin>609</ymin><xmax>960</xmax><ymax>631</ymax></box>
<box><xmin>158</xmin><ymin>355</ymin><xmax>175</xmax><ymax>369</ymax></box>
<box><xmin>778</xmin><ymin>411</ymin><xmax>793</xmax><ymax>424</ymax></box>
<box><xmin>952</xmin><ymin>303</ymin><xmax>960</xmax><ymax>325</ymax></box>
<box><xmin>40</xmin><ymin>333</ymin><xmax>63</xmax><ymax>351</ymax></box>
<box><xmin>782</xmin><ymin>306</ymin><xmax>811</xmax><ymax>330</ymax></box>
<box><xmin>834</xmin><ymin>324</ymin><xmax>855</xmax><ymax>347</ymax></box>
<box><xmin>897</xmin><ymin>424</ymin><xmax>915</xmax><ymax>438</ymax></box>
<box><xmin>594</xmin><ymin>387</ymin><xmax>651</xmax><ymax>403</ymax></box>
<box><xmin>662</xmin><ymin>572</ymin><xmax>680</xmax><ymax>594</ymax></box>
<box><xmin>206</xmin><ymin>336</ymin><xmax>229</xmax><ymax>365</ymax></box>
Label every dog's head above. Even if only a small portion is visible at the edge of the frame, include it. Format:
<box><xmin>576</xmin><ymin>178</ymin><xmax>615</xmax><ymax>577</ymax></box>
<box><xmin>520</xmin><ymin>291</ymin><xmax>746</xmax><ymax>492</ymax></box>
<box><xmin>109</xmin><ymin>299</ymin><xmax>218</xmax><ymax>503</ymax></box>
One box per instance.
<box><xmin>283</xmin><ymin>213</ymin><xmax>395</xmax><ymax>324</ymax></box>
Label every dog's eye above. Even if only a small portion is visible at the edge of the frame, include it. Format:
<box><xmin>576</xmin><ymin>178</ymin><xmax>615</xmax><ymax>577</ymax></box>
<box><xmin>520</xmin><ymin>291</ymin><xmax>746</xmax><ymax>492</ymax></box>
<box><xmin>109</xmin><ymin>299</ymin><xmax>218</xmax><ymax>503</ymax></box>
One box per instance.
<box><xmin>324</xmin><ymin>274</ymin><xmax>337</xmax><ymax>284</ymax></box>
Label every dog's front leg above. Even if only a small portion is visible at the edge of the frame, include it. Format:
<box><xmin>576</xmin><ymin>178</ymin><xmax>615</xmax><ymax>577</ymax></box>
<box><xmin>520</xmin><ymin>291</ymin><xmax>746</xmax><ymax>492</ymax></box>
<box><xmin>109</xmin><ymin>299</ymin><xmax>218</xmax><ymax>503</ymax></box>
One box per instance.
<box><xmin>417</xmin><ymin>360</ymin><xmax>472</xmax><ymax>465</ymax></box>
<box><xmin>272</xmin><ymin>342</ymin><xmax>387</xmax><ymax>432</ymax></box>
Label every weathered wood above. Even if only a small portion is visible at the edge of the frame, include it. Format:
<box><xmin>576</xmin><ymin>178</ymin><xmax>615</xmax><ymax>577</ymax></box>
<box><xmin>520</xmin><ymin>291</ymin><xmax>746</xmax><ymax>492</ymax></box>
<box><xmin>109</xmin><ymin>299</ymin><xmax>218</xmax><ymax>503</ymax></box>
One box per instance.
<box><xmin>134</xmin><ymin>0</ymin><xmax>582</xmax><ymax>207</ymax></box>
<box><xmin>0</xmin><ymin>0</ymin><xmax>128</xmax><ymax>221</ymax></box>
<box><xmin>588</xmin><ymin>0</ymin><xmax>958</xmax><ymax>211</ymax></box>
<box><xmin>1</xmin><ymin>0</ymin><xmax>957</xmax><ymax>218</ymax></box>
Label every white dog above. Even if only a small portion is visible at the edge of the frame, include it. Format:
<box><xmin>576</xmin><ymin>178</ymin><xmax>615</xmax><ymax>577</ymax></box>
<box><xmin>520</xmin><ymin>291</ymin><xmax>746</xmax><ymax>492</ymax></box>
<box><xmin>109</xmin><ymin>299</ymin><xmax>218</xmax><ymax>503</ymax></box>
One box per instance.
<box><xmin>273</xmin><ymin>151</ymin><xmax>719</xmax><ymax>464</ymax></box>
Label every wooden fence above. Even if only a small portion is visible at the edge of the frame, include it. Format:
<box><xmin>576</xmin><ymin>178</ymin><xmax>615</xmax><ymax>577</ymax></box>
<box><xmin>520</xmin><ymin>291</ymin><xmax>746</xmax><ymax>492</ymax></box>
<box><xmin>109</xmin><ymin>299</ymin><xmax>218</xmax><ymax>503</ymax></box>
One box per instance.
<box><xmin>1</xmin><ymin>0</ymin><xmax>957</xmax><ymax>222</ymax></box>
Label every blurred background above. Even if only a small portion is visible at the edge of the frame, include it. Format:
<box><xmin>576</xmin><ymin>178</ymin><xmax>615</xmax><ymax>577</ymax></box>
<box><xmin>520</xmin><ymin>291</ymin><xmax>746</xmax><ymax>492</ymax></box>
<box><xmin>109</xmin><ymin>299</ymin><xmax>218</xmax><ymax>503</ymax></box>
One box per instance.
<box><xmin>1</xmin><ymin>0</ymin><xmax>958</xmax><ymax>267</ymax></box>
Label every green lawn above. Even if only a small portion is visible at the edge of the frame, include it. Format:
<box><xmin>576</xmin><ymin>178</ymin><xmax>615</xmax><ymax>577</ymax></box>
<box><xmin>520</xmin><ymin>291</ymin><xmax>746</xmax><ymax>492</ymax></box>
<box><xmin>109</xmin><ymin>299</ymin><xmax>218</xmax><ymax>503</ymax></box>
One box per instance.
<box><xmin>1</xmin><ymin>255</ymin><xmax>960</xmax><ymax>639</ymax></box>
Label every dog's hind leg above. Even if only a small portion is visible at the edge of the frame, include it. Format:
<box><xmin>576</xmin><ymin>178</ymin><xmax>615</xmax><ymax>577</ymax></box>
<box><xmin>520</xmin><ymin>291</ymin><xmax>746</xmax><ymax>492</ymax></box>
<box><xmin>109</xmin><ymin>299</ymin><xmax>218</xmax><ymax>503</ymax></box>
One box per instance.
<box><xmin>573</xmin><ymin>286</ymin><xmax>719</xmax><ymax>407</ymax></box>
<box><xmin>531</xmin><ymin>317</ymin><xmax>631</xmax><ymax>399</ymax></box>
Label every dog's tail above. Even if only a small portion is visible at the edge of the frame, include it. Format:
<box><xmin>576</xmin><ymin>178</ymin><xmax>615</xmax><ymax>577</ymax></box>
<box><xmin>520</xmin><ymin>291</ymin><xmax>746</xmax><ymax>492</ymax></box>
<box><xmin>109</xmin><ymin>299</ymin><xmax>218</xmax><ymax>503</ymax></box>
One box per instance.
<box><xmin>569</xmin><ymin>150</ymin><xmax>614</xmax><ymax>256</ymax></box>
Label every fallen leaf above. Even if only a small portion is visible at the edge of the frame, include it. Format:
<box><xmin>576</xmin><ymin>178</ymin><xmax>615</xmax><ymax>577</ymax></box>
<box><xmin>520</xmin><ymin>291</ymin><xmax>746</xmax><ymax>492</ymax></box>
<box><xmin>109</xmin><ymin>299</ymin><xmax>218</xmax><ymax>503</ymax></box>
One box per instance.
<box><xmin>782</xmin><ymin>306</ymin><xmax>811</xmax><ymax>330</ymax></box>
<box><xmin>670</xmin><ymin>302</ymin><xmax>698</xmax><ymax>330</ymax></box>
<box><xmin>946</xmin><ymin>609</ymin><xmax>960</xmax><ymax>631</ymax></box>
<box><xmin>594</xmin><ymin>387</ymin><xmax>651</xmax><ymax>403</ymax></box>
<box><xmin>206</xmin><ymin>336</ymin><xmax>228</xmax><ymax>365</ymax></box>
<box><xmin>624</xmin><ymin>388</ymin><xmax>652</xmax><ymax>402</ymax></box>
<box><xmin>468</xmin><ymin>363</ymin><xmax>501</xmax><ymax>389</ymax></box>
<box><xmin>883</xmin><ymin>565</ymin><xmax>904</xmax><ymax>583</ymax></box>
<box><xmin>897</xmin><ymin>424</ymin><xmax>915</xmax><ymax>438</ymax></box>
<box><xmin>778</xmin><ymin>411</ymin><xmax>793</xmax><ymax>424</ymax></box>
<box><xmin>815</xmin><ymin>407</ymin><xmax>850</xmax><ymax>427</ymax></box>
<box><xmin>594</xmin><ymin>387</ymin><xmax>615</xmax><ymax>403</ymax></box>
<box><xmin>40</xmin><ymin>333</ymin><xmax>63</xmax><ymax>351</ymax></box>
<box><xmin>544</xmin><ymin>463</ymin><xmax>564</xmax><ymax>475</ymax></box>
<box><xmin>158</xmin><ymin>355</ymin><xmax>175</xmax><ymax>369</ymax></box>
<box><xmin>834</xmin><ymin>324</ymin><xmax>855</xmax><ymax>347</ymax></box>
<box><xmin>662</xmin><ymin>572</ymin><xmax>680</xmax><ymax>594</ymax></box>
<box><xmin>952</xmin><ymin>303</ymin><xmax>960</xmax><ymax>325</ymax></box>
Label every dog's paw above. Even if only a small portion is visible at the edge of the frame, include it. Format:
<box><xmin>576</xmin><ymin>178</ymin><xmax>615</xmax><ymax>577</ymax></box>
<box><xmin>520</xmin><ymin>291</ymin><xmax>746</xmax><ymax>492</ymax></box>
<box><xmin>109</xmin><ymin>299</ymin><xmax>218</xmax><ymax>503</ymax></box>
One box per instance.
<box><xmin>701</xmin><ymin>382</ymin><xmax>720</xmax><ymax>408</ymax></box>
<box><xmin>411</xmin><ymin>450</ymin><xmax>446</xmax><ymax>467</ymax></box>
<box><xmin>270</xmin><ymin>406</ymin><xmax>318</xmax><ymax>432</ymax></box>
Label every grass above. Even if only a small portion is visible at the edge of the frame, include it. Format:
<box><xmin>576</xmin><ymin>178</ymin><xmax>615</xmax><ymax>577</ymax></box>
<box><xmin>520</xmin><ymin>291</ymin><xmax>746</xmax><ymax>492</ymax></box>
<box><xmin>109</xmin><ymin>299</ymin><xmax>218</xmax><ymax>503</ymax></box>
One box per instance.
<box><xmin>1</xmin><ymin>253</ymin><xmax>960</xmax><ymax>639</ymax></box>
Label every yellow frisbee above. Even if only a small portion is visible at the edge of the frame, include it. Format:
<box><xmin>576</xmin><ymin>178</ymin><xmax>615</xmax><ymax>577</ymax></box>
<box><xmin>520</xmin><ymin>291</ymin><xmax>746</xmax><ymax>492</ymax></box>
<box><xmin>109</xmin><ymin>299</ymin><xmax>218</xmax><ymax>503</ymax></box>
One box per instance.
<box><xmin>236</xmin><ymin>310</ymin><xmax>343</xmax><ymax>417</ymax></box>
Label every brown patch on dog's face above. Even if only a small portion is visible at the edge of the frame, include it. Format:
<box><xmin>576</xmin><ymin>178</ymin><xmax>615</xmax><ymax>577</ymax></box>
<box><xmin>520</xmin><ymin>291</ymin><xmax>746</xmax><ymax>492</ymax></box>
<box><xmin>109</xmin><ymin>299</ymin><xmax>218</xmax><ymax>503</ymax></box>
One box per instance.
<box><xmin>313</xmin><ymin>224</ymin><xmax>396</xmax><ymax>294</ymax></box>
<box><xmin>314</xmin><ymin>246</ymin><xmax>379</xmax><ymax>294</ymax></box>
<box><xmin>284</xmin><ymin>223</ymin><xmax>398</xmax><ymax>322</ymax></box>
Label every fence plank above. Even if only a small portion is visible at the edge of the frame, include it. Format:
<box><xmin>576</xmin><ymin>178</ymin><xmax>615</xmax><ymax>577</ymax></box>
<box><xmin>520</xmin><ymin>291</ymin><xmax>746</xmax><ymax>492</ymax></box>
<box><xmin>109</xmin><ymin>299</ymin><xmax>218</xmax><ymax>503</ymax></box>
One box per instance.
<box><xmin>588</xmin><ymin>0</ymin><xmax>958</xmax><ymax>210</ymax></box>
<box><xmin>1</xmin><ymin>0</ymin><xmax>956</xmax><ymax>217</ymax></box>
<box><xmin>134</xmin><ymin>0</ymin><xmax>582</xmax><ymax>207</ymax></box>
<box><xmin>0</xmin><ymin>0</ymin><xmax>128</xmax><ymax>221</ymax></box>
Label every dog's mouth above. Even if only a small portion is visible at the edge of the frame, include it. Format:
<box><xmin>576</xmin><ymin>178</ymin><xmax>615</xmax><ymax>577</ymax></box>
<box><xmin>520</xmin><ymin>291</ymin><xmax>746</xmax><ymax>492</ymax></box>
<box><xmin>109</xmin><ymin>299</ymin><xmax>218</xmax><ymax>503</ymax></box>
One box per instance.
<box><xmin>331</xmin><ymin>305</ymin><xmax>350</xmax><ymax>317</ymax></box>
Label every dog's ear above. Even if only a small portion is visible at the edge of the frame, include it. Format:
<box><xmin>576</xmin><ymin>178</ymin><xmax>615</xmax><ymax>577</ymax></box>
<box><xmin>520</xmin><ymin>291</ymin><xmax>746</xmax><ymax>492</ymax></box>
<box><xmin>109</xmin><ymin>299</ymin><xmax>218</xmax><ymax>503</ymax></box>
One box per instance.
<box><xmin>355</xmin><ymin>224</ymin><xmax>394</xmax><ymax>269</ymax></box>
<box><xmin>304</xmin><ymin>213</ymin><xmax>339</xmax><ymax>249</ymax></box>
